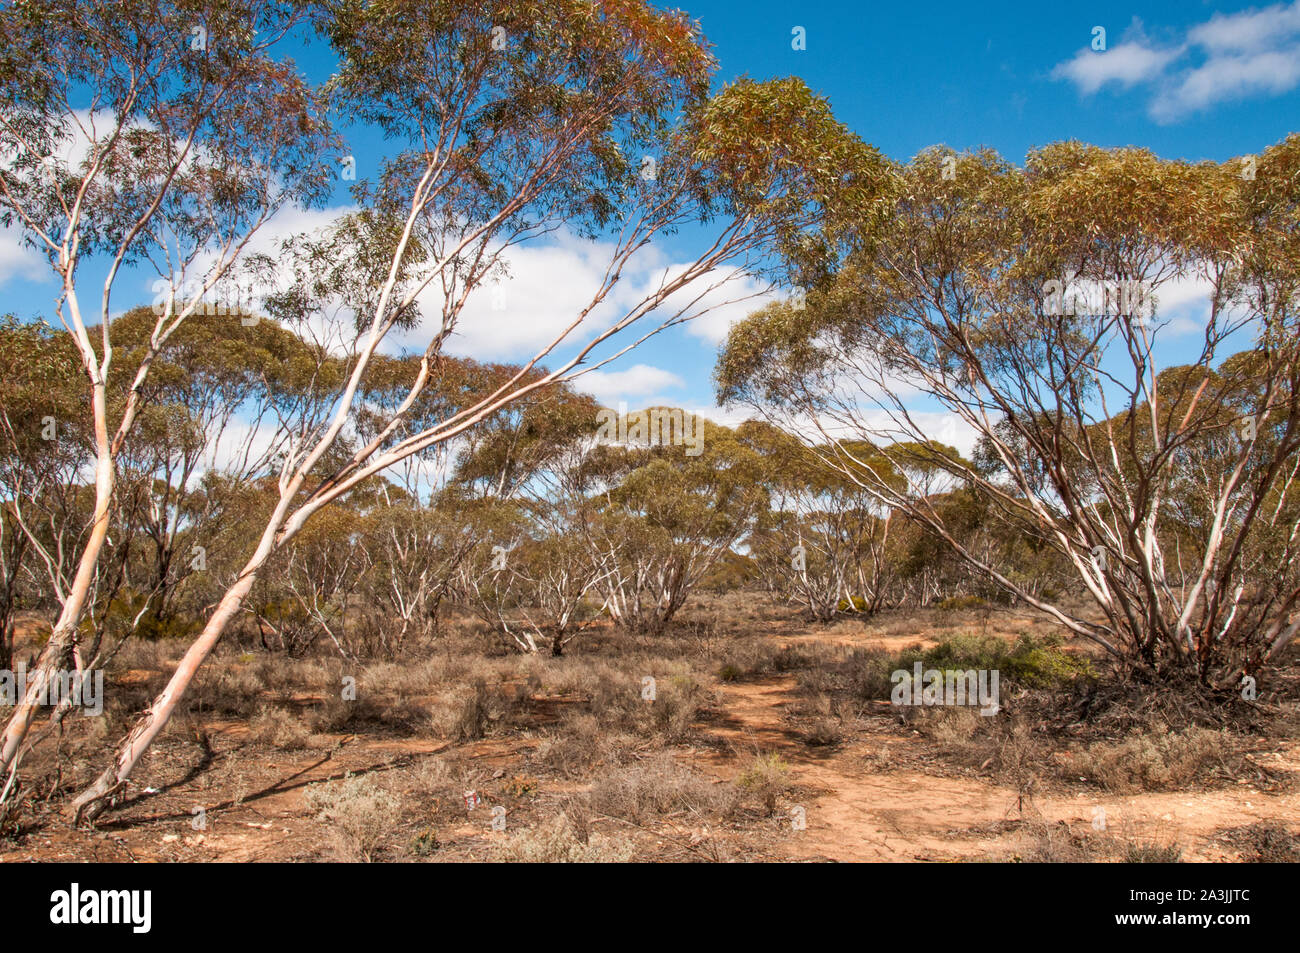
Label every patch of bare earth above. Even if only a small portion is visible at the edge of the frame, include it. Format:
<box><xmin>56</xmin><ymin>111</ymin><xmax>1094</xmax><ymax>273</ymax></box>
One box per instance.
<box><xmin>685</xmin><ymin>665</ymin><xmax>1300</xmax><ymax>862</ymax></box>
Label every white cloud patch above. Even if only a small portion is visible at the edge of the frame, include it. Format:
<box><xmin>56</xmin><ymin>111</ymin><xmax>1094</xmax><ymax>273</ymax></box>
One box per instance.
<box><xmin>574</xmin><ymin>363</ymin><xmax>685</xmax><ymax>406</ymax></box>
<box><xmin>397</xmin><ymin>233</ymin><xmax>770</xmax><ymax>363</ymax></box>
<box><xmin>629</xmin><ymin>265</ymin><xmax>775</xmax><ymax>346</ymax></box>
<box><xmin>401</xmin><ymin>232</ymin><xmax>664</xmax><ymax>361</ymax></box>
<box><xmin>1051</xmin><ymin>41</ymin><xmax>1181</xmax><ymax>95</ymax></box>
<box><xmin>1051</xmin><ymin>3</ymin><xmax>1300</xmax><ymax>121</ymax></box>
<box><xmin>1188</xmin><ymin>2</ymin><xmax>1300</xmax><ymax>52</ymax></box>
<box><xmin>1152</xmin><ymin>49</ymin><xmax>1300</xmax><ymax>120</ymax></box>
<box><xmin>0</xmin><ymin>226</ymin><xmax>45</xmax><ymax>289</ymax></box>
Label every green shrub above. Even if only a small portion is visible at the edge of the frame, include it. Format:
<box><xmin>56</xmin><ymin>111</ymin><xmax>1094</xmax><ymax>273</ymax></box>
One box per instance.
<box><xmin>1003</xmin><ymin>634</ymin><xmax>1095</xmax><ymax>687</ymax></box>
<box><xmin>837</xmin><ymin>595</ymin><xmax>871</xmax><ymax>613</ymax></box>
<box><xmin>850</xmin><ymin>633</ymin><xmax>1092</xmax><ymax>701</ymax></box>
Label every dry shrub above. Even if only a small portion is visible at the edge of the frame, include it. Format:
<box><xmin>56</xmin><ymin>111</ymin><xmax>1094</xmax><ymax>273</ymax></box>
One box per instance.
<box><xmin>249</xmin><ymin>705</ymin><xmax>311</xmax><ymax>749</ymax></box>
<box><xmin>493</xmin><ymin>816</ymin><xmax>635</xmax><ymax>863</ymax></box>
<box><xmin>1223</xmin><ymin>822</ymin><xmax>1300</xmax><ymax>862</ymax></box>
<box><xmin>533</xmin><ymin>713</ymin><xmax>640</xmax><ymax>778</ymax></box>
<box><xmin>794</xmin><ymin>691</ymin><xmax>850</xmax><ymax>746</ymax></box>
<box><xmin>0</xmin><ymin>787</ymin><xmax>29</xmax><ymax>840</ymax></box>
<box><xmin>586</xmin><ymin>668</ymin><xmax>706</xmax><ymax>742</ymax></box>
<box><xmin>802</xmin><ymin>716</ymin><xmax>845</xmax><ymax>747</ymax></box>
<box><xmin>924</xmin><ymin>705</ymin><xmax>986</xmax><ymax>751</ymax></box>
<box><xmin>588</xmin><ymin>753</ymin><xmax>736</xmax><ymax>823</ymax></box>
<box><xmin>1073</xmin><ymin>727</ymin><xmax>1231</xmax><ymax>793</ymax></box>
<box><xmin>921</xmin><ymin>708</ymin><xmax>1042</xmax><ymax>805</ymax></box>
<box><xmin>429</xmin><ymin>677</ymin><xmax>515</xmax><ymax>741</ymax></box>
<box><xmin>307</xmin><ymin>697</ymin><xmax>355</xmax><ymax>733</ymax></box>
<box><xmin>413</xmin><ymin>756</ymin><xmax>454</xmax><ymax>793</ymax></box>
<box><xmin>842</xmin><ymin>646</ymin><xmax>900</xmax><ymax>700</ymax></box>
<box><xmin>1016</xmin><ymin>819</ymin><xmax>1101</xmax><ymax>863</ymax></box>
<box><xmin>869</xmin><ymin>618</ymin><xmax>920</xmax><ymax>639</ymax></box>
<box><xmin>188</xmin><ymin>663</ymin><xmax>264</xmax><ymax>717</ymax></box>
<box><xmin>1123</xmin><ymin>839</ymin><xmax>1184</xmax><ymax>863</ymax></box>
<box><xmin>716</xmin><ymin>639</ymin><xmax>833</xmax><ymax>682</ymax></box>
<box><xmin>306</xmin><ymin>691</ymin><xmax>423</xmax><ymax>733</ymax></box>
<box><xmin>795</xmin><ymin>665</ymin><xmax>838</xmax><ymax>696</ymax></box>
<box><xmin>503</xmin><ymin>774</ymin><xmax>539</xmax><ymax>799</ymax></box>
<box><xmin>648</xmin><ymin>674</ymin><xmax>705</xmax><ymax>742</ymax></box>
<box><xmin>304</xmin><ymin>774</ymin><xmax>402</xmax><ymax>862</ymax></box>
<box><xmin>735</xmin><ymin>753</ymin><xmax>792</xmax><ymax>815</ymax></box>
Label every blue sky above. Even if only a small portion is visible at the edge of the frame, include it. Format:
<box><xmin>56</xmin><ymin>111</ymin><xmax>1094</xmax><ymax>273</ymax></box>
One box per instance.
<box><xmin>3</xmin><ymin>1</ymin><xmax>1297</xmax><ymax>442</ymax></box>
<box><xmin>595</xmin><ymin>0</ymin><xmax>1300</xmax><ymax>427</ymax></box>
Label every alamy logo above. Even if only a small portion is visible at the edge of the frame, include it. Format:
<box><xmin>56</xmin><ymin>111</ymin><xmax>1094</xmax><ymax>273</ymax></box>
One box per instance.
<box><xmin>0</xmin><ymin>665</ymin><xmax>103</xmax><ymax>716</ymax></box>
<box><xmin>890</xmin><ymin>662</ymin><xmax>1000</xmax><ymax>716</ymax></box>
<box><xmin>49</xmin><ymin>883</ymin><xmax>151</xmax><ymax>933</ymax></box>
<box><xmin>1042</xmin><ymin>277</ymin><xmax>1151</xmax><ymax>322</ymax></box>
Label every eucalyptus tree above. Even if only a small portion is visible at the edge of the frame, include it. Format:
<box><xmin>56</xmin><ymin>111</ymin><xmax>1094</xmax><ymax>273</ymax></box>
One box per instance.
<box><xmin>718</xmin><ymin>136</ymin><xmax>1300</xmax><ymax>688</ymax></box>
<box><xmin>590</xmin><ymin>415</ymin><xmax>766</xmax><ymax>634</ymax></box>
<box><xmin>0</xmin><ymin>0</ymin><xmax>337</xmax><ymax>780</ymax></box>
<box><xmin>105</xmin><ymin>308</ymin><xmax>335</xmax><ymax>642</ymax></box>
<box><xmin>70</xmin><ymin>1</ymin><xmax>886</xmax><ymax>819</ymax></box>
<box><xmin>740</xmin><ymin>421</ymin><xmax>899</xmax><ymax>621</ymax></box>
<box><xmin>0</xmin><ymin>316</ymin><xmax>88</xmax><ymax>669</ymax></box>
<box><xmin>451</xmin><ymin>380</ymin><xmax>616</xmax><ymax>655</ymax></box>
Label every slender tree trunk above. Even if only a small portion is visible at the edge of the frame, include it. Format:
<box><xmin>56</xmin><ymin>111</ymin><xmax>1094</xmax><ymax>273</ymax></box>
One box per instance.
<box><xmin>0</xmin><ymin>595</ymin><xmax>15</xmax><ymax>673</ymax></box>
<box><xmin>69</xmin><ymin>561</ymin><xmax>259</xmax><ymax>822</ymax></box>
<box><xmin>68</xmin><ymin>485</ymin><xmax>306</xmax><ymax>821</ymax></box>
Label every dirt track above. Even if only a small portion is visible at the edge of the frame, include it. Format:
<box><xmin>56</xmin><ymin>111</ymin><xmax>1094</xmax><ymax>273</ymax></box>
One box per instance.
<box><xmin>689</xmin><ymin>672</ymin><xmax>1300</xmax><ymax>862</ymax></box>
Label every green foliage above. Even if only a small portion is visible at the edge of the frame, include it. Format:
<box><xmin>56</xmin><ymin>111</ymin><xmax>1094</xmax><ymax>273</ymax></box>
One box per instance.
<box><xmin>850</xmin><ymin>632</ymin><xmax>1093</xmax><ymax>701</ymax></box>
<box><xmin>1002</xmin><ymin>634</ymin><xmax>1096</xmax><ymax>687</ymax></box>
<box><xmin>715</xmin><ymin>130</ymin><xmax>1300</xmax><ymax>685</ymax></box>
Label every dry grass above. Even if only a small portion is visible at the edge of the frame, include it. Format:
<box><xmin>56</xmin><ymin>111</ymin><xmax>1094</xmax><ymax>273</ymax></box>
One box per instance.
<box><xmin>2</xmin><ymin>595</ymin><xmax>1295</xmax><ymax>863</ymax></box>
<box><xmin>588</xmin><ymin>753</ymin><xmax>737</xmax><ymax>823</ymax></box>
<box><xmin>303</xmin><ymin>774</ymin><xmax>403</xmax><ymax>862</ymax></box>
<box><xmin>492</xmin><ymin>816</ymin><xmax>636</xmax><ymax>863</ymax></box>
<box><xmin>1072</xmin><ymin>727</ymin><xmax>1233</xmax><ymax>793</ymax></box>
<box><xmin>736</xmin><ymin>753</ymin><xmax>793</xmax><ymax>815</ymax></box>
<box><xmin>248</xmin><ymin>705</ymin><xmax>312</xmax><ymax>750</ymax></box>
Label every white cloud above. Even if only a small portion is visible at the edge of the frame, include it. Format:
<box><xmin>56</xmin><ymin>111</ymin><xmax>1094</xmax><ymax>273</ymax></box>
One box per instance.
<box><xmin>1152</xmin><ymin>49</ymin><xmax>1300</xmax><ymax>120</ymax></box>
<box><xmin>574</xmin><ymin>363</ymin><xmax>685</xmax><ymax>406</ymax></box>
<box><xmin>677</xmin><ymin>272</ymin><xmax>777</xmax><ymax>346</ymax></box>
<box><xmin>403</xmin><ymin>231</ymin><xmax>658</xmax><ymax>361</ymax></box>
<box><xmin>1051</xmin><ymin>42</ymin><xmax>1180</xmax><ymax>95</ymax></box>
<box><xmin>1188</xmin><ymin>2</ymin><xmax>1300</xmax><ymax>52</ymax></box>
<box><xmin>399</xmin><ymin>233</ymin><xmax>770</xmax><ymax>362</ymax></box>
<box><xmin>0</xmin><ymin>226</ymin><xmax>44</xmax><ymax>289</ymax></box>
<box><xmin>1051</xmin><ymin>3</ymin><xmax>1300</xmax><ymax>120</ymax></box>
